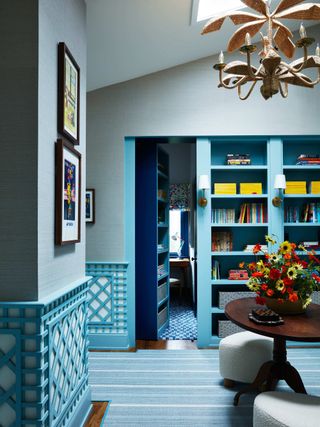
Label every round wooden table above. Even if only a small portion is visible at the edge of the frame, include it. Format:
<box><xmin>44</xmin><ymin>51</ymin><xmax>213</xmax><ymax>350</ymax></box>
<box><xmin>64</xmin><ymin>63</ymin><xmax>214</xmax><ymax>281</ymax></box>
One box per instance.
<box><xmin>225</xmin><ymin>297</ymin><xmax>320</xmax><ymax>405</ymax></box>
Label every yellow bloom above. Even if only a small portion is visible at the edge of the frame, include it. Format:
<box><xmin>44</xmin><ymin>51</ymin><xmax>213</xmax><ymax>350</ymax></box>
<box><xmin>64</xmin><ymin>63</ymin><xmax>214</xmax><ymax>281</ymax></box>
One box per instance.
<box><xmin>256</xmin><ymin>260</ymin><xmax>265</xmax><ymax>271</ymax></box>
<box><xmin>298</xmin><ymin>244</ymin><xmax>307</xmax><ymax>252</ymax></box>
<box><xmin>303</xmin><ymin>297</ymin><xmax>312</xmax><ymax>309</ymax></box>
<box><xmin>275</xmin><ymin>280</ymin><xmax>285</xmax><ymax>291</ymax></box>
<box><xmin>247</xmin><ymin>278</ymin><xmax>260</xmax><ymax>292</ymax></box>
<box><xmin>279</xmin><ymin>241</ymin><xmax>293</xmax><ymax>254</ymax></box>
<box><xmin>287</xmin><ymin>267</ymin><xmax>297</xmax><ymax>280</ymax></box>
<box><xmin>265</xmin><ymin>235</ymin><xmax>276</xmax><ymax>245</ymax></box>
<box><xmin>263</xmin><ymin>267</ymin><xmax>270</xmax><ymax>278</ymax></box>
<box><xmin>292</xmin><ymin>263</ymin><xmax>303</xmax><ymax>271</ymax></box>
<box><xmin>269</xmin><ymin>253</ymin><xmax>280</xmax><ymax>263</ymax></box>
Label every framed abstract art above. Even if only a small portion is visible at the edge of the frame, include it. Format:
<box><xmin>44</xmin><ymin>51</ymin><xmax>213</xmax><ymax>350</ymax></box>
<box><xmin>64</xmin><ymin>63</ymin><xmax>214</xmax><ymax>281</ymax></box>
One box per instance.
<box><xmin>55</xmin><ymin>139</ymin><xmax>81</xmax><ymax>245</ymax></box>
<box><xmin>85</xmin><ymin>189</ymin><xmax>95</xmax><ymax>224</ymax></box>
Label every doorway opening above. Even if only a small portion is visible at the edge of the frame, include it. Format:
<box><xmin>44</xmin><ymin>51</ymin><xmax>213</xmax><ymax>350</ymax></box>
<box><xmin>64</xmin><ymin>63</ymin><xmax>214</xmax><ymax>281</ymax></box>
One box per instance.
<box><xmin>135</xmin><ymin>137</ymin><xmax>197</xmax><ymax>343</ymax></box>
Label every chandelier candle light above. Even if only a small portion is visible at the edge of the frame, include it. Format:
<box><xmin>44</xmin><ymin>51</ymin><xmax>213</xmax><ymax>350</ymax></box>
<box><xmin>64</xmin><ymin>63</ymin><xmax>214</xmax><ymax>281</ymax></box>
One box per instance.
<box><xmin>202</xmin><ymin>0</ymin><xmax>320</xmax><ymax>100</ymax></box>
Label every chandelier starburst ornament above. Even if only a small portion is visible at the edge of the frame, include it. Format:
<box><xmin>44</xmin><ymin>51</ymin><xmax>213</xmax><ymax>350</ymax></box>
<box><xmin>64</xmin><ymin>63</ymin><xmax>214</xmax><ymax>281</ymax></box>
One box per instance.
<box><xmin>202</xmin><ymin>0</ymin><xmax>320</xmax><ymax>100</ymax></box>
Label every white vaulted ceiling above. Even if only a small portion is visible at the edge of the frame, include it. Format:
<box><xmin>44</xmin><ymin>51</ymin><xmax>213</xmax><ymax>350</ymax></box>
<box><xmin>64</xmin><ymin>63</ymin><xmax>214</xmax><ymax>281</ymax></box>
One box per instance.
<box><xmin>86</xmin><ymin>0</ymin><xmax>320</xmax><ymax>92</ymax></box>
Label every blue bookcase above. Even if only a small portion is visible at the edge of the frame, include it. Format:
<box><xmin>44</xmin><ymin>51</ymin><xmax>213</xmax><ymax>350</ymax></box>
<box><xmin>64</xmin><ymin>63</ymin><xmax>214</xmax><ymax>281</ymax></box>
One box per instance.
<box><xmin>197</xmin><ymin>136</ymin><xmax>320</xmax><ymax>347</ymax></box>
<box><xmin>135</xmin><ymin>142</ymin><xmax>170</xmax><ymax>339</ymax></box>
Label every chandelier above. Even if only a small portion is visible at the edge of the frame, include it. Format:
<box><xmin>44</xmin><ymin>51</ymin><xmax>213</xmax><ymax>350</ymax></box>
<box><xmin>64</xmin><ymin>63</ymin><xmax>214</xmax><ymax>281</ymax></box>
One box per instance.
<box><xmin>202</xmin><ymin>0</ymin><xmax>320</xmax><ymax>100</ymax></box>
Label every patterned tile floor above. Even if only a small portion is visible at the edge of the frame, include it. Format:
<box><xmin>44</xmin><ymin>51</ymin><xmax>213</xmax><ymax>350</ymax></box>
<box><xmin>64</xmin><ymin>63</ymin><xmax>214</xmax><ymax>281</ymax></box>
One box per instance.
<box><xmin>159</xmin><ymin>292</ymin><xmax>197</xmax><ymax>340</ymax></box>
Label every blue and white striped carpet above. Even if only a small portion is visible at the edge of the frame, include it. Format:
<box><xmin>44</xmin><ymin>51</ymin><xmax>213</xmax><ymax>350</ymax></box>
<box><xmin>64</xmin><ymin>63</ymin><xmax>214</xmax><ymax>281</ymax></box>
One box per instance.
<box><xmin>89</xmin><ymin>348</ymin><xmax>320</xmax><ymax>426</ymax></box>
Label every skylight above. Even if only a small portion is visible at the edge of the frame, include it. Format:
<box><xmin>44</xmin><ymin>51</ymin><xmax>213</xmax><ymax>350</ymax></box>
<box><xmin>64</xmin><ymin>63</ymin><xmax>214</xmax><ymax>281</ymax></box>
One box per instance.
<box><xmin>196</xmin><ymin>0</ymin><xmax>244</xmax><ymax>22</ymax></box>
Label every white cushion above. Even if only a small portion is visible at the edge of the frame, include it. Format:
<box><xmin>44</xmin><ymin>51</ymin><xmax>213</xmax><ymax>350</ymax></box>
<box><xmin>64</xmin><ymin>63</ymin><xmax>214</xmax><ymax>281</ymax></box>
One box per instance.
<box><xmin>219</xmin><ymin>331</ymin><xmax>273</xmax><ymax>383</ymax></box>
<box><xmin>254</xmin><ymin>391</ymin><xmax>320</xmax><ymax>427</ymax></box>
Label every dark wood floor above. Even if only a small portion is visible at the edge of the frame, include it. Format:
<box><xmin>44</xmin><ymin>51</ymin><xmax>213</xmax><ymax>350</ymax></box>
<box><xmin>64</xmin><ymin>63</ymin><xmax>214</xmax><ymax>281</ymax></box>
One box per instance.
<box><xmin>84</xmin><ymin>339</ymin><xmax>198</xmax><ymax>425</ymax></box>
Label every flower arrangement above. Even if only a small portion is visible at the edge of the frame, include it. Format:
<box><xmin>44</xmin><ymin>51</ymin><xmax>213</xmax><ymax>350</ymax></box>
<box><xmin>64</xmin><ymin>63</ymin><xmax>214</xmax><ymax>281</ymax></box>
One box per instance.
<box><xmin>240</xmin><ymin>235</ymin><xmax>320</xmax><ymax>308</ymax></box>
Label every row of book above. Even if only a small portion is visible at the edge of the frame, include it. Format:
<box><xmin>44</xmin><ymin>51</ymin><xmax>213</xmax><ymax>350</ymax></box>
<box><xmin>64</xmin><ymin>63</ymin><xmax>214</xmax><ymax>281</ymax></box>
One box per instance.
<box><xmin>212</xmin><ymin>208</ymin><xmax>236</xmax><ymax>224</ymax></box>
<box><xmin>212</xmin><ymin>231</ymin><xmax>233</xmax><ymax>252</ymax></box>
<box><xmin>285</xmin><ymin>203</ymin><xmax>320</xmax><ymax>223</ymax></box>
<box><xmin>214</xmin><ymin>182</ymin><xmax>263</xmax><ymax>195</ymax></box>
<box><xmin>285</xmin><ymin>181</ymin><xmax>320</xmax><ymax>195</ymax></box>
<box><xmin>296</xmin><ymin>154</ymin><xmax>320</xmax><ymax>165</ymax></box>
<box><xmin>226</xmin><ymin>153</ymin><xmax>251</xmax><ymax>165</ymax></box>
<box><xmin>211</xmin><ymin>260</ymin><xmax>221</xmax><ymax>280</ymax></box>
<box><xmin>239</xmin><ymin>203</ymin><xmax>267</xmax><ymax>223</ymax></box>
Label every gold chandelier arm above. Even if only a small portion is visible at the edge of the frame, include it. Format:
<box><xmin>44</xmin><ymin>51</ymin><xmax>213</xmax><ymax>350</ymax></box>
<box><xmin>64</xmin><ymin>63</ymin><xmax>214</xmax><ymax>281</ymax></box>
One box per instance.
<box><xmin>237</xmin><ymin>80</ymin><xmax>258</xmax><ymax>100</ymax></box>
<box><xmin>279</xmin><ymin>81</ymin><xmax>288</xmax><ymax>98</ymax></box>
<box><xmin>280</xmin><ymin>61</ymin><xmax>320</xmax><ymax>86</ymax></box>
<box><xmin>246</xmin><ymin>51</ymin><xmax>264</xmax><ymax>79</ymax></box>
<box><xmin>218</xmin><ymin>69</ymin><xmax>249</xmax><ymax>89</ymax></box>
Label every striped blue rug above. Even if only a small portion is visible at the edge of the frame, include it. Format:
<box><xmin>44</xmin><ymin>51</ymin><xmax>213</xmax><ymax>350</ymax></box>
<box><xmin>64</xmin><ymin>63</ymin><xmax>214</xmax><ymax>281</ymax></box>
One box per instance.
<box><xmin>89</xmin><ymin>348</ymin><xmax>320</xmax><ymax>426</ymax></box>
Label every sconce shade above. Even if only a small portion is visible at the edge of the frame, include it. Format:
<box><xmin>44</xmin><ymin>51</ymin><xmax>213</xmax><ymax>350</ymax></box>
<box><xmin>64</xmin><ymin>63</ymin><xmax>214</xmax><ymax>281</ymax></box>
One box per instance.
<box><xmin>199</xmin><ymin>174</ymin><xmax>210</xmax><ymax>190</ymax></box>
<box><xmin>274</xmin><ymin>174</ymin><xmax>286</xmax><ymax>189</ymax></box>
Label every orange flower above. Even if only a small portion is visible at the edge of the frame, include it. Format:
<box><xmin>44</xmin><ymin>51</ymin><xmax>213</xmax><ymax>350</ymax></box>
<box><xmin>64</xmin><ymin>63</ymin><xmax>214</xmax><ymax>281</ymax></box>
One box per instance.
<box><xmin>253</xmin><ymin>244</ymin><xmax>262</xmax><ymax>254</ymax></box>
<box><xmin>266</xmin><ymin>289</ymin><xmax>274</xmax><ymax>297</ymax></box>
<box><xmin>248</xmin><ymin>262</ymin><xmax>256</xmax><ymax>271</ymax></box>
<box><xmin>252</xmin><ymin>272</ymin><xmax>264</xmax><ymax>278</ymax></box>
<box><xmin>284</xmin><ymin>253</ymin><xmax>291</xmax><ymax>260</ymax></box>
<box><xmin>261</xmin><ymin>284</ymin><xmax>268</xmax><ymax>291</ymax></box>
<box><xmin>239</xmin><ymin>262</ymin><xmax>245</xmax><ymax>268</ymax></box>
<box><xmin>289</xmin><ymin>293</ymin><xmax>299</xmax><ymax>302</ymax></box>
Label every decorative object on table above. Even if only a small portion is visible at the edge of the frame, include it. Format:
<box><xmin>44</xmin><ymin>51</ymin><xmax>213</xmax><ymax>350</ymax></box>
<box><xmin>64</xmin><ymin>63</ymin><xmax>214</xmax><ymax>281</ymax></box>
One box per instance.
<box><xmin>228</xmin><ymin>269</ymin><xmax>249</xmax><ymax>280</ymax></box>
<box><xmin>201</xmin><ymin>0</ymin><xmax>320</xmax><ymax>100</ymax></box>
<box><xmin>170</xmin><ymin>232</ymin><xmax>184</xmax><ymax>258</ymax></box>
<box><xmin>241</xmin><ymin>235</ymin><xmax>320</xmax><ymax>314</ymax></box>
<box><xmin>169</xmin><ymin>183</ymin><xmax>191</xmax><ymax>210</ymax></box>
<box><xmin>55</xmin><ymin>139</ymin><xmax>81</xmax><ymax>245</ymax></box>
<box><xmin>249</xmin><ymin>308</ymin><xmax>284</xmax><ymax>325</ymax></box>
<box><xmin>85</xmin><ymin>189</ymin><xmax>95</xmax><ymax>224</ymax></box>
<box><xmin>58</xmin><ymin>42</ymin><xmax>80</xmax><ymax>145</ymax></box>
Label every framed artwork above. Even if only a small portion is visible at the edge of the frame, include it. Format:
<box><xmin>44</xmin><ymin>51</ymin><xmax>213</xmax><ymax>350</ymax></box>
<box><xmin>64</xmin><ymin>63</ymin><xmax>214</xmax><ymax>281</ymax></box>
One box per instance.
<box><xmin>58</xmin><ymin>42</ymin><xmax>80</xmax><ymax>145</ymax></box>
<box><xmin>55</xmin><ymin>139</ymin><xmax>81</xmax><ymax>245</ymax></box>
<box><xmin>85</xmin><ymin>189</ymin><xmax>95</xmax><ymax>224</ymax></box>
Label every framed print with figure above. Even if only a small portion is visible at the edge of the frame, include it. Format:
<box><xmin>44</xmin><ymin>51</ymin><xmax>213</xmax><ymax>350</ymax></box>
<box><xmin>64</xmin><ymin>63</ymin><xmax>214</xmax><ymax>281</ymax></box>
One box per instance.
<box><xmin>55</xmin><ymin>139</ymin><xmax>81</xmax><ymax>245</ymax></box>
<box><xmin>85</xmin><ymin>189</ymin><xmax>95</xmax><ymax>224</ymax></box>
<box><xmin>58</xmin><ymin>42</ymin><xmax>80</xmax><ymax>145</ymax></box>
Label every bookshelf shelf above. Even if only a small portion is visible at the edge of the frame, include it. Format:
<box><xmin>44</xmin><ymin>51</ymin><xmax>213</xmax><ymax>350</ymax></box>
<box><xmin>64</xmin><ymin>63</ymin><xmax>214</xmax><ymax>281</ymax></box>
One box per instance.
<box><xmin>211</xmin><ymin>165</ymin><xmax>268</xmax><ymax>170</ymax></box>
<box><xmin>211</xmin><ymin>251</ymin><xmax>257</xmax><ymax>256</ymax></box>
<box><xmin>211</xmin><ymin>194</ymin><xmax>268</xmax><ymax>199</ymax></box>
<box><xmin>284</xmin><ymin>194</ymin><xmax>320</xmax><ymax>198</ymax></box>
<box><xmin>157</xmin><ymin>247</ymin><xmax>169</xmax><ymax>254</ymax></box>
<box><xmin>211</xmin><ymin>223</ymin><xmax>268</xmax><ymax>227</ymax></box>
<box><xmin>283</xmin><ymin>165</ymin><xmax>320</xmax><ymax>170</ymax></box>
<box><xmin>157</xmin><ymin>170</ymin><xmax>168</xmax><ymax>180</ymax></box>
<box><xmin>211</xmin><ymin>307</ymin><xmax>225</xmax><ymax>314</ymax></box>
<box><xmin>284</xmin><ymin>222</ymin><xmax>320</xmax><ymax>227</ymax></box>
<box><xmin>211</xmin><ymin>279</ymin><xmax>247</xmax><ymax>284</ymax></box>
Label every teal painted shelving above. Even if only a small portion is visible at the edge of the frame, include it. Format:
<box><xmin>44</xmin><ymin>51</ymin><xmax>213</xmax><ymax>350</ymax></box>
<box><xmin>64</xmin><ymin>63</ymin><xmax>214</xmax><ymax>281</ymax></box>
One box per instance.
<box><xmin>211</xmin><ymin>223</ymin><xmax>268</xmax><ymax>227</ymax></box>
<box><xmin>211</xmin><ymin>251</ymin><xmax>257</xmax><ymax>256</ymax></box>
<box><xmin>211</xmin><ymin>165</ymin><xmax>268</xmax><ymax>170</ymax></box>
<box><xmin>211</xmin><ymin>279</ymin><xmax>247</xmax><ymax>285</ymax></box>
<box><xmin>211</xmin><ymin>194</ymin><xmax>268</xmax><ymax>199</ymax></box>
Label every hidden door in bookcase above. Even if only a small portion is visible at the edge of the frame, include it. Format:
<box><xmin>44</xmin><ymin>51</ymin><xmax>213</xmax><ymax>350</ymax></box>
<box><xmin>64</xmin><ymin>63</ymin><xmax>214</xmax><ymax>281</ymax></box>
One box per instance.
<box><xmin>136</xmin><ymin>142</ymin><xmax>170</xmax><ymax>339</ymax></box>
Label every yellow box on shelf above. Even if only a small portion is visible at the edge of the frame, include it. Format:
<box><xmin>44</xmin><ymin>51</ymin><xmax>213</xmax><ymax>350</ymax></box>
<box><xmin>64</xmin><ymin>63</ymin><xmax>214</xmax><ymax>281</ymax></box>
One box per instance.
<box><xmin>214</xmin><ymin>183</ymin><xmax>236</xmax><ymax>195</ymax></box>
<box><xmin>239</xmin><ymin>182</ymin><xmax>262</xmax><ymax>195</ymax></box>
<box><xmin>285</xmin><ymin>181</ymin><xmax>307</xmax><ymax>194</ymax></box>
<box><xmin>310</xmin><ymin>181</ymin><xmax>320</xmax><ymax>194</ymax></box>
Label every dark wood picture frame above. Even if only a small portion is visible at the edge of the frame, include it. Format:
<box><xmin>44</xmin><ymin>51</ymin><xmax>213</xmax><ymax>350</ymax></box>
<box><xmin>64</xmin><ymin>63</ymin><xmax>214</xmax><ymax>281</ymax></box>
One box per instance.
<box><xmin>58</xmin><ymin>42</ymin><xmax>80</xmax><ymax>145</ymax></box>
<box><xmin>55</xmin><ymin>138</ymin><xmax>81</xmax><ymax>245</ymax></box>
<box><xmin>85</xmin><ymin>189</ymin><xmax>95</xmax><ymax>224</ymax></box>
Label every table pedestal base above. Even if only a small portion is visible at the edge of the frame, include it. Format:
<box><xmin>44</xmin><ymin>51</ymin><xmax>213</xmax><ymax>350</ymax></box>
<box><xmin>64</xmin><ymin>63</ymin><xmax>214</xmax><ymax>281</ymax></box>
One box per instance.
<box><xmin>234</xmin><ymin>337</ymin><xmax>307</xmax><ymax>406</ymax></box>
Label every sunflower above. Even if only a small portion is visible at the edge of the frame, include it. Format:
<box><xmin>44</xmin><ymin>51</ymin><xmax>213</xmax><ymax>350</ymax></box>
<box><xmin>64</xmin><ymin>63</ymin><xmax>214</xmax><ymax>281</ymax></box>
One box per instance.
<box><xmin>246</xmin><ymin>278</ymin><xmax>260</xmax><ymax>292</ymax></box>
<box><xmin>279</xmin><ymin>241</ymin><xmax>292</xmax><ymax>254</ymax></box>
<box><xmin>292</xmin><ymin>263</ymin><xmax>304</xmax><ymax>271</ymax></box>
<box><xmin>275</xmin><ymin>280</ymin><xmax>285</xmax><ymax>292</ymax></box>
<box><xmin>287</xmin><ymin>267</ymin><xmax>298</xmax><ymax>280</ymax></box>
<box><xmin>265</xmin><ymin>235</ymin><xmax>276</xmax><ymax>245</ymax></box>
<box><xmin>269</xmin><ymin>253</ymin><xmax>280</xmax><ymax>263</ymax></box>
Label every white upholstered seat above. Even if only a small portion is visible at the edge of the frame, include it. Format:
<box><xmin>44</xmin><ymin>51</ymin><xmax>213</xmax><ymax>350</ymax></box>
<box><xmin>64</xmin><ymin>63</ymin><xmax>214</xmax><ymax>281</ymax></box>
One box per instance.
<box><xmin>219</xmin><ymin>331</ymin><xmax>273</xmax><ymax>385</ymax></box>
<box><xmin>254</xmin><ymin>391</ymin><xmax>320</xmax><ymax>427</ymax></box>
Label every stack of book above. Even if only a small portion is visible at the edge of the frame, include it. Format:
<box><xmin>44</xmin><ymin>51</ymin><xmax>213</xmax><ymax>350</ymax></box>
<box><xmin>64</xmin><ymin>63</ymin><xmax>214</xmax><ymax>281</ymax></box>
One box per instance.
<box><xmin>240</xmin><ymin>182</ymin><xmax>262</xmax><ymax>194</ymax></box>
<box><xmin>285</xmin><ymin>181</ymin><xmax>307</xmax><ymax>194</ymax></box>
<box><xmin>212</xmin><ymin>208</ymin><xmax>236</xmax><ymax>223</ymax></box>
<box><xmin>296</xmin><ymin>154</ymin><xmax>320</xmax><ymax>165</ymax></box>
<box><xmin>228</xmin><ymin>269</ymin><xmax>249</xmax><ymax>280</ymax></box>
<box><xmin>309</xmin><ymin>181</ymin><xmax>320</xmax><ymax>194</ymax></box>
<box><xmin>211</xmin><ymin>260</ymin><xmax>220</xmax><ymax>280</ymax></box>
<box><xmin>214</xmin><ymin>183</ymin><xmax>237</xmax><ymax>195</ymax></box>
<box><xmin>244</xmin><ymin>244</ymin><xmax>268</xmax><ymax>252</ymax></box>
<box><xmin>212</xmin><ymin>231</ymin><xmax>233</xmax><ymax>251</ymax></box>
<box><xmin>226</xmin><ymin>153</ymin><xmax>251</xmax><ymax>165</ymax></box>
<box><xmin>238</xmin><ymin>203</ymin><xmax>267</xmax><ymax>223</ymax></box>
<box><xmin>299</xmin><ymin>241</ymin><xmax>320</xmax><ymax>250</ymax></box>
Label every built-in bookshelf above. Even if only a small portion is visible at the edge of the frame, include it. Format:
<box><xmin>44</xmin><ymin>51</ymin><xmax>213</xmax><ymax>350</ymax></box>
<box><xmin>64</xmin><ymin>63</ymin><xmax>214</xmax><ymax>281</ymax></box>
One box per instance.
<box><xmin>199</xmin><ymin>137</ymin><xmax>320</xmax><ymax>345</ymax></box>
<box><xmin>136</xmin><ymin>143</ymin><xmax>169</xmax><ymax>339</ymax></box>
<box><xmin>209</xmin><ymin>139</ymin><xmax>269</xmax><ymax>341</ymax></box>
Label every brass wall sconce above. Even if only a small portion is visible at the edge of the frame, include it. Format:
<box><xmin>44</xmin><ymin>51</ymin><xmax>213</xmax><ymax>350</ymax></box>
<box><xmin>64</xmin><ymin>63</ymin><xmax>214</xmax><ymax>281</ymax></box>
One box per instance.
<box><xmin>272</xmin><ymin>174</ymin><xmax>286</xmax><ymax>207</ymax></box>
<box><xmin>198</xmin><ymin>175</ymin><xmax>210</xmax><ymax>207</ymax></box>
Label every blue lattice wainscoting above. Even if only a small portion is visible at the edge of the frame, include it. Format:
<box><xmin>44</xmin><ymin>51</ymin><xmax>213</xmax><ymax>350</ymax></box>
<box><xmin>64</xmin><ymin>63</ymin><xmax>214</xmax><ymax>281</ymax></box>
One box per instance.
<box><xmin>86</xmin><ymin>262</ymin><xmax>131</xmax><ymax>350</ymax></box>
<box><xmin>0</xmin><ymin>277</ymin><xmax>91</xmax><ymax>427</ymax></box>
